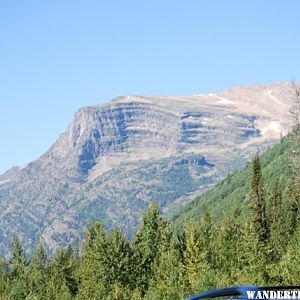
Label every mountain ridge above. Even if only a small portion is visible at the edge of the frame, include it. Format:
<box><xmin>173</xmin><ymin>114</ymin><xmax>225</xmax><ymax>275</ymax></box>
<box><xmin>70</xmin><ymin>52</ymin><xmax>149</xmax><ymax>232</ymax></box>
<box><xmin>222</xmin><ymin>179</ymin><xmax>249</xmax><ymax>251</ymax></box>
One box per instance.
<box><xmin>1</xmin><ymin>81</ymin><xmax>292</xmax><ymax>176</ymax></box>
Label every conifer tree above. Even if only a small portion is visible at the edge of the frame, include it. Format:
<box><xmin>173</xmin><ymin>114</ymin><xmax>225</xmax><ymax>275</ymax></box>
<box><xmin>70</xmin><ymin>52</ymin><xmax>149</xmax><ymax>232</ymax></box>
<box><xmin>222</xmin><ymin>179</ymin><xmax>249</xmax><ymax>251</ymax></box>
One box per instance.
<box><xmin>77</xmin><ymin>221</ymin><xmax>109</xmax><ymax>299</ymax></box>
<box><xmin>105</xmin><ymin>228</ymin><xmax>132</xmax><ymax>294</ymax></box>
<box><xmin>45</xmin><ymin>246</ymin><xmax>78</xmax><ymax>299</ymax></box>
<box><xmin>278</xmin><ymin>224</ymin><xmax>300</xmax><ymax>285</ymax></box>
<box><xmin>27</xmin><ymin>243</ymin><xmax>48</xmax><ymax>298</ymax></box>
<box><xmin>145</xmin><ymin>221</ymin><xmax>187</xmax><ymax>299</ymax></box>
<box><xmin>184</xmin><ymin>211</ymin><xmax>214</xmax><ymax>293</ymax></box>
<box><xmin>184</xmin><ymin>220</ymin><xmax>206</xmax><ymax>290</ymax></box>
<box><xmin>283</xmin><ymin>178</ymin><xmax>299</xmax><ymax>237</ymax></box>
<box><xmin>213</xmin><ymin>206</ymin><xmax>242</xmax><ymax>285</ymax></box>
<box><xmin>9</xmin><ymin>237</ymin><xmax>28</xmax><ymax>299</ymax></box>
<box><xmin>200</xmin><ymin>210</ymin><xmax>214</xmax><ymax>265</ymax></box>
<box><xmin>10</xmin><ymin>237</ymin><xmax>26</xmax><ymax>279</ymax></box>
<box><xmin>145</xmin><ymin>248</ymin><xmax>186</xmax><ymax>300</ymax></box>
<box><xmin>0</xmin><ymin>259</ymin><xmax>8</xmax><ymax>298</ymax></box>
<box><xmin>250</xmin><ymin>154</ymin><xmax>268</xmax><ymax>243</ymax></box>
<box><xmin>237</xmin><ymin>219</ymin><xmax>268</xmax><ymax>285</ymax></box>
<box><xmin>268</xmin><ymin>181</ymin><xmax>286</xmax><ymax>260</ymax></box>
<box><xmin>131</xmin><ymin>203</ymin><xmax>163</xmax><ymax>295</ymax></box>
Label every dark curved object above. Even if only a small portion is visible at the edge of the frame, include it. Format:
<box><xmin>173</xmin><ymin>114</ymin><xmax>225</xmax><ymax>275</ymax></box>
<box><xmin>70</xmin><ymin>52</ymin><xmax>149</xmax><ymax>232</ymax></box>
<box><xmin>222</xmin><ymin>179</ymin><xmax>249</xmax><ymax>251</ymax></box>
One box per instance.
<box><xmin>186</xmin><ymin>286</ymin><xmax>300</xmax><ymax>300</ymax></box>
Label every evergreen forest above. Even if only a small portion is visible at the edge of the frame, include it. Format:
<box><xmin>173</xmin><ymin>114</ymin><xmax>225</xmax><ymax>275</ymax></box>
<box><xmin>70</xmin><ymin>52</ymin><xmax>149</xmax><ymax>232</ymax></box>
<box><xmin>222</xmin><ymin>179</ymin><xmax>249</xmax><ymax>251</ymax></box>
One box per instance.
<box><xmin>0</xmin><ymin>124</ymin><xmax>299</xmax><ymax>299</ymax></box>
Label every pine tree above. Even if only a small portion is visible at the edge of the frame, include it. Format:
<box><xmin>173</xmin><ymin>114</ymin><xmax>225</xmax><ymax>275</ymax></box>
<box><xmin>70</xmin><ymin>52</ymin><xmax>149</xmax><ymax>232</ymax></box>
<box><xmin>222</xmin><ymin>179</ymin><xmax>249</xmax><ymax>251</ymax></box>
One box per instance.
<box><xmin>145</xmin><ymin>221</ymin><xmax>187</xmax><ymax>299</ymax></box>
<box><xmin>212</xmin><ymin>206</ymin><xmax>242</xmax><ymax>286</ymax></box>
<box><xmin>105</xmin><ymin>228</ymin><xmax>132</xmax><ymax>295</ymax></box>
<box><xmin>278</xmin><ymin>224</ymin><xmax>300</xmax><ymax>285</ymax></box>
<box><xmin>268</xmin><ymin>181</ymin><xmax>286</xmax><ymax>260</ymax></box>
<box><xmin>77</xmin><ymin>221</ymin><xmax>109</xmax><ymax>299</ymax></box>
<box><xmin>237</xmin><ymin>219</ymin><xmax>268</xmax><ymax>285</ymax></box>
<box><xmin>131</xmin><ymin>202</ymin><xmax>164</xmax><ymax>295</ymax></box>
<box><xmin>9</xmin><ymin>237</ymin><xmax>29</xmax><ymax>299</ymax></box>
<box><xmin>0</xmin><ymin>258</ymin><xmax>9</xmax><ymax>298</ymax></box>
<box><xmin>145</xmin><ymin>248</ymin><xmax>186</xmax><ymax>300</ymax></box>
<box><xmin>27</xmin><ymin>243</ymin><xmax>48</xmax><ymax>298</ymax></box>
<box><xmin>184</xmin><ymin>220</ymin><xmax>206</xmax><ymax>290</ymax></box>
<box><xmin>250</xmin><ymin>154</ymin><xmax>268</xmax><ymax>243</ymax></box>
<box><xmin>46</xmin><ymin>246</ymin><xmax>78</xmax><ymax>300</ymax></box>
<box><xmin>283</xmin><ymin>178</ymin><xmax>299</xmax><ymax>237</ymax></box>
<box><xmin>183</xmin><ymin>211</ymin><xmax>214</xmax><ymax>294</ymax></box>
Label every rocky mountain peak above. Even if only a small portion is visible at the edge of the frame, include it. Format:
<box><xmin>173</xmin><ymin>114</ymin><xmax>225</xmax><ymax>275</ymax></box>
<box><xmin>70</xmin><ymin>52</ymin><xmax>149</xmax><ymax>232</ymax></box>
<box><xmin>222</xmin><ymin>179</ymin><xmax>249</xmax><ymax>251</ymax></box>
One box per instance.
<box><xmin>0</xmin><ymin>82</ymin><xmax>295</xmax><ymax>256</ymax></box>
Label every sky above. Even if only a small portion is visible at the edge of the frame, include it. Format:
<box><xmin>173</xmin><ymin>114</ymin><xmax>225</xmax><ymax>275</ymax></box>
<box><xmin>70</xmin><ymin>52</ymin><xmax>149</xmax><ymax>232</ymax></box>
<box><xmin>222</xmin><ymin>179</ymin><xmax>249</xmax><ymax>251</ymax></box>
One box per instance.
<box><xmin>1</xmin><ymin>0</ymin><xmax>300</xmax><ymax>174</ymax></box>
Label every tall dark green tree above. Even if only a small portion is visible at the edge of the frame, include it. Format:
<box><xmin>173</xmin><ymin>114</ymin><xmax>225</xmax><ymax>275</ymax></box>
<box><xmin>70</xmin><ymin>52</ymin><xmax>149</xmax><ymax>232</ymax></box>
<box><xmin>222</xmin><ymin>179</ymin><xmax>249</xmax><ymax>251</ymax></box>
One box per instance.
<box><xmin>268</xmin><ymin>180</ymin><xmax>287</xmax><ymax>260</ymax></box>
<box><xmin>45</xmin><ymin>246</ymin><xmax>78</xmax><ymax>299</ymax></box>
<box><xmin>9</xmin><ymin>237</ymin><xmax>28</xmax><ymax>299</ymax></box>
<box><xmin>250</xmin><ymin>154</ymin><xmax>268</xmax><ymax>243</ymax></box>
<box><xmin>283</xmin><ymin>178</ymin><xmax>299</xmax><ymax>237</ymax></box>
<box><xmin>27</xmin><ymin>243</ymin><xmax>48</xmax><ymax>298</ymax></box>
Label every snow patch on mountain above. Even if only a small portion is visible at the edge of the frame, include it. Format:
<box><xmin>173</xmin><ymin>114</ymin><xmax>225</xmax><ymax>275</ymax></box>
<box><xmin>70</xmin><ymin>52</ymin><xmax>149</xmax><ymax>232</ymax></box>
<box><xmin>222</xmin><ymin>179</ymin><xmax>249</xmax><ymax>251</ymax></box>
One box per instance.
<box><xmin>267</xmin><ymin>90</ymin><xmax>282</xmax><ymax>105</ymax></box>
<box><xmin>208</xmin><ymin>93</ymin><xmax>234</xmax><ymax>105</ymax></box>
<box><xmin>261</xmin><ymin>121</ymin><xmax>281</xmax><ymax>135</ymax></box>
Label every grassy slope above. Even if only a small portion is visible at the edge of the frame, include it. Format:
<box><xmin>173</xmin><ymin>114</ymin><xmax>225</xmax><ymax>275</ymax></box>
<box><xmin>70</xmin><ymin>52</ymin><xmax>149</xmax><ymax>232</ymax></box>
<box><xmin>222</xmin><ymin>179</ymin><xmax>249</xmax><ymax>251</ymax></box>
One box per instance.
<box><xmin>173</xmin><ymin>136</ymin><xmax>293</xmax><ymax>228</ymax></box>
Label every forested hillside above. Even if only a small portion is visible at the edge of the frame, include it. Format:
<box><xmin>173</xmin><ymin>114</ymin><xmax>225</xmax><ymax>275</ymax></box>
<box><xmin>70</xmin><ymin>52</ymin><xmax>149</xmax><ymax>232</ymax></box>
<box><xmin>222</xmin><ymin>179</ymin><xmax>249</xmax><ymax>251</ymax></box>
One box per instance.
<box><xmin>0</xmin><ymin>131</ymin><xmax>299</xmax><ymax>299</ymax></box>
<box><xmin>173</xmin><ymin>133</ymin><xmax>294</xmax><ymax>228</ymax></box>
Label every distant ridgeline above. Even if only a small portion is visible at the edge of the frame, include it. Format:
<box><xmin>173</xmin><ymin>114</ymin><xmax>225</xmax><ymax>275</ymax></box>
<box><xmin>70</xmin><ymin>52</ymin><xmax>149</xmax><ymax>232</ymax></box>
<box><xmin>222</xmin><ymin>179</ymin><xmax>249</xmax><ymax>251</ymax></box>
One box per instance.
<box><xmin>0</xmin><ymin>133</ymin><xmax>299</xmax><ymax>299</ymax></box>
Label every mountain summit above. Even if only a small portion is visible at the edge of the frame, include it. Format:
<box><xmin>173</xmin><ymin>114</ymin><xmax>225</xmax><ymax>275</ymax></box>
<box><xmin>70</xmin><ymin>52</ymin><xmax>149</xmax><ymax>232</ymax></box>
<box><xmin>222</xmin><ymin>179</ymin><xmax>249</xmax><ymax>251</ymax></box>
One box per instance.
<box><xmin>0</xmin><ymin>82</ymin><xmax>294</xmax><ymax>256</ymax></box>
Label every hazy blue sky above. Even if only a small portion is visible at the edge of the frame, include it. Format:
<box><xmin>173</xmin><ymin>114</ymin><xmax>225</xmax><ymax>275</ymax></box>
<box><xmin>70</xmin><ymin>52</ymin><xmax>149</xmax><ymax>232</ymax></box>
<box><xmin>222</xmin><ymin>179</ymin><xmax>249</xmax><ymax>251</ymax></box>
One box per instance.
<box><xmin>1</xmin><ymin>0</ymin><xmax>300</xmax><ymax>174</ymax></box>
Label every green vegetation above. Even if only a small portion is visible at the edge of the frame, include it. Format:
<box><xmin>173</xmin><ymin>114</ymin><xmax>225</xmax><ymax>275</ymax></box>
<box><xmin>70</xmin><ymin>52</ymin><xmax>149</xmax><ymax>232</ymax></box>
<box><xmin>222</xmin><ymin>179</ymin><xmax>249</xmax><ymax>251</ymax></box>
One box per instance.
<box><xmin>173</xmin><ymin>135</ymin><xmax>293</xmax><ymax>228</ymax></box>
<box><xmin>0</xmin><ymin>130</ymin><xmax>298</xmax><ymax>299</ymax></box>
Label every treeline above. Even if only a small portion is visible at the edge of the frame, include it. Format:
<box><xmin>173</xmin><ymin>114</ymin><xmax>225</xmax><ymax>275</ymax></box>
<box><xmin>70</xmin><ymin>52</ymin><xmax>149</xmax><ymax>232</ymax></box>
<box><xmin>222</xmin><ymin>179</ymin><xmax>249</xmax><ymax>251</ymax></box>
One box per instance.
<box><xmin>0</xmin><ymin>132</ymin><xmax>299</xmax><ymax>299</ymax></box>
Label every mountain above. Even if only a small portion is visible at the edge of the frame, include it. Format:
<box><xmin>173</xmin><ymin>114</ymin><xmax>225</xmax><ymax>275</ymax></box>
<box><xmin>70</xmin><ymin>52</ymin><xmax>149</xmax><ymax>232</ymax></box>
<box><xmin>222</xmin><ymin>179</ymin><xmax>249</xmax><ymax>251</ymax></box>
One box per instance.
<box><xmin>0</xmin><ymin>82</ymin><xmax>294</xmax><ymax>256</ymax></box>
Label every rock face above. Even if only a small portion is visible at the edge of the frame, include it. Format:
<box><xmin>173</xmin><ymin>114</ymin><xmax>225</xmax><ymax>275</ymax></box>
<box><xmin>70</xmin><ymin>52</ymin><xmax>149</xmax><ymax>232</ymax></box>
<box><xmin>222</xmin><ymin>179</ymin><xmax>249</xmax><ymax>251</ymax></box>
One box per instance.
<box><xmin>0</xmin><ymin>82</ymin><xmax>294</xmax><ymax>256</ymax></box>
